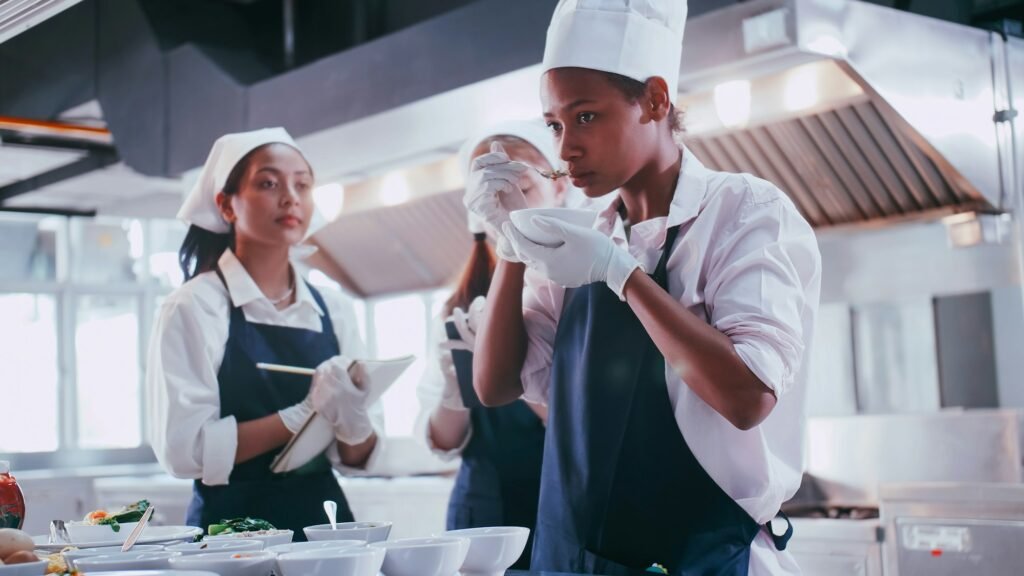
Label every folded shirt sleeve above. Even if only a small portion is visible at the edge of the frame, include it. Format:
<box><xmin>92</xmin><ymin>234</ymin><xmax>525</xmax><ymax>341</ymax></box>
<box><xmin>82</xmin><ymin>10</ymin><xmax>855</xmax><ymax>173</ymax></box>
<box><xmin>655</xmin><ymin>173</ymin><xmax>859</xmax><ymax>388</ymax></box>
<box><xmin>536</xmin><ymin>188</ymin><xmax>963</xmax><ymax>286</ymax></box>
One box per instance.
<box><xmin>704</xmin><ymin>181</ymin><xmax>821</xmax><ymax>397</ymax></box>
<box><xmin>520</xmin><ymin>276</ymin><xmax>564</xmax><ymax>405</ymax></box>
<box><xmin>145</xmin><ymin>289</ymin><xmax>237</xmax><ymax>485</ymax></box>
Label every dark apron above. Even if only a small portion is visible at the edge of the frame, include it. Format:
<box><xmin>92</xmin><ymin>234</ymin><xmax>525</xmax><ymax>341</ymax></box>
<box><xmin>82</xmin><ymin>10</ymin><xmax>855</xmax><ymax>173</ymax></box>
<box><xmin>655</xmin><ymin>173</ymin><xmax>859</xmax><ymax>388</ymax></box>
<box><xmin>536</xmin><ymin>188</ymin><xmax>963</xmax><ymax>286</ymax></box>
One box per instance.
<box><xmin>443</xmin><ymin>321</ymin><xmax>546</xmax><ymax>570</ymax></box>
<box><xmin>532</xmin><ymin>225</ymin><xmax>775</xmax><ymax>575</ymax></box>
<box><xmin>446</xmin><ymin>397</ymin><xmax>545</xmax><ymax>570</ymax></box>
<box><xmin>186</xmin><ymin>273</ymin><xmax>353</xmax><ymax>540</ymax></box>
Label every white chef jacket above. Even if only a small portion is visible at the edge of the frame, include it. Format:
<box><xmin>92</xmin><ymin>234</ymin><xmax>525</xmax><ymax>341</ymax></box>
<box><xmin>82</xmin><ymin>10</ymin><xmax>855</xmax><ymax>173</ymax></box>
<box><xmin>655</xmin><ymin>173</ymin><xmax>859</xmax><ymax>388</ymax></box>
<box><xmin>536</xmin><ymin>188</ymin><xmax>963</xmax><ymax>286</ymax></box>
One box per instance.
<box><xmin>146</xmin><ymin>249</ymin><xmax>385</xmax><ymax>486</ymax></box>
<box><xmin>519</xmin><ymin>148</ymin><xmax>820</xmax><ymax>576</ymax></box>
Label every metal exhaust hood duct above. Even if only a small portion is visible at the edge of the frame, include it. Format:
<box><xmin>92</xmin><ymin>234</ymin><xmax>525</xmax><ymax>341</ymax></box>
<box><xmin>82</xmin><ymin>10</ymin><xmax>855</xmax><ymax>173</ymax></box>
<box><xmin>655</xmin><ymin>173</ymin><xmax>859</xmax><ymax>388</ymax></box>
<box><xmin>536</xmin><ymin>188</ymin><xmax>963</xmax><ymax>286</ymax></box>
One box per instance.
<box><xmin>676</xmin><ymin>0</ymin><xmax>1019</xmax><ymax>229</ymax></box>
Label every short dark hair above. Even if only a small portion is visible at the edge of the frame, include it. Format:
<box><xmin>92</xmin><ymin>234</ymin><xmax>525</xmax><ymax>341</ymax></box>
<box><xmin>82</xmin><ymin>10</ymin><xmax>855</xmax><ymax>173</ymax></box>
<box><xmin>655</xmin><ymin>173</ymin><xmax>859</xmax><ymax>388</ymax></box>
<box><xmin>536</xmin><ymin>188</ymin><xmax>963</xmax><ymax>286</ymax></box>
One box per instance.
<box><xmin>601</xmin><ymin>71</ymin><xmax>685</xmax><ymax>137</ymax></box>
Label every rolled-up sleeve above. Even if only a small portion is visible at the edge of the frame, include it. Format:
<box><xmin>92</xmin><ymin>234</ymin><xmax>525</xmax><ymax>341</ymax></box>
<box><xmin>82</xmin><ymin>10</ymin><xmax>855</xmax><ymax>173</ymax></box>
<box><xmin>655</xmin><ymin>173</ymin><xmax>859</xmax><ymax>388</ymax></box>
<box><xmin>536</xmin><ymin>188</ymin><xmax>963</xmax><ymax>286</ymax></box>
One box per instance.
<box><xmin>704</xmin><ymin>185</ymin><xmax>821</xmax><ymax>397</ymax></box>
<box><xmin>520</xmin><ymin>275</ymin><xmax>564</xmax><ymax>405</ymax></box>
<box><xmin>145</xmin><ymin>293</ymin><xmax>237</xmax><ymax>485</ymax></box>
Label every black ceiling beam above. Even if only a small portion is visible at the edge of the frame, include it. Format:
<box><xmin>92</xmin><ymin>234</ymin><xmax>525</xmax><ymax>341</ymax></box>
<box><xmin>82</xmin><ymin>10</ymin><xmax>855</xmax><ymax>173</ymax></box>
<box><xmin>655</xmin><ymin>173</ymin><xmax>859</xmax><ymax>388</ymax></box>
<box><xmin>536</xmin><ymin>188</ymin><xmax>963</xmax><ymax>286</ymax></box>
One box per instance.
<box><xmin>0</xmin><ymin>206</ymin><xmax>97</xmax><ymax>217</ymax></box>
<box><xmin>0</xmin><ymin>149</ymin><xmax>120</xmax><ymax>204</ymax></box>
<box><xmin>0</xmin><ymin>130</ymin><xmax>114</xmax><ymax>154</ymax></box>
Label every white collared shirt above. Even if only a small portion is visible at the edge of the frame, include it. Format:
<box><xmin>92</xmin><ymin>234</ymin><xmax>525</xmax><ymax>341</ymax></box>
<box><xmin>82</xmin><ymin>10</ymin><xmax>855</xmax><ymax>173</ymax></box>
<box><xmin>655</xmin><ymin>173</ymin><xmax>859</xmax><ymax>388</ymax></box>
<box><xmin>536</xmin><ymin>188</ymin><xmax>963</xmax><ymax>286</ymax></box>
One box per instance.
<box><xmin>146</xmin><ymin>249</ymin><xmax>385</xmax><ymax>486</ymax></box>
<box><xmin>519</xmin><ymin>149</ymin><xmax>820</xmax><ymax>576</ymax></box>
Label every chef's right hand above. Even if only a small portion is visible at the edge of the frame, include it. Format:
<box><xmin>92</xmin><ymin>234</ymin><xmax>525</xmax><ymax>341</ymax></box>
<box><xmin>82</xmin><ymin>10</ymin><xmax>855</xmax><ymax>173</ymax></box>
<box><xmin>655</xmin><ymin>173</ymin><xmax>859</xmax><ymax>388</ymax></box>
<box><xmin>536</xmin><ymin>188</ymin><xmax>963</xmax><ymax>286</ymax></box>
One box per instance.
<box><xmin>310</xmin><ymin>355</ymin><xmax>375</xmax><ymax>445</ymax></box>
<box><xmin>463</xmin><ymin>142</ymin><xmax>529</xmax><ymax>262</ymax></box>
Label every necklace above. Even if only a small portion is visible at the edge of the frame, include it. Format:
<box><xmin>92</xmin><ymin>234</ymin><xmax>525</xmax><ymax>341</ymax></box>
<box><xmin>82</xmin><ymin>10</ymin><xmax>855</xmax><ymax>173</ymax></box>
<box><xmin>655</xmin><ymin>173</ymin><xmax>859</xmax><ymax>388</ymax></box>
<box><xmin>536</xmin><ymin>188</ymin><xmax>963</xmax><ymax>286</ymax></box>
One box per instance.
<box><xmin>268</xmin><ymin>276</ymin><xmax>296</xmax><ymax>306</ymax></box>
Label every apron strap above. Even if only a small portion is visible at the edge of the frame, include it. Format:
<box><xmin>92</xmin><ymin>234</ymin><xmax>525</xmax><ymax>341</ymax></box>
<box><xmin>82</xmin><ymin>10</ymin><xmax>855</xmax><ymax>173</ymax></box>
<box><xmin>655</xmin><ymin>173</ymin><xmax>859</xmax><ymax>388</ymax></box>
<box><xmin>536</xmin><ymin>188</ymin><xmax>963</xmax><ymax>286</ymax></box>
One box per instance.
<box><xmin>764</xmin><ymin>512</ymin><xmax>794</xmax><ymax>551</ymax></box>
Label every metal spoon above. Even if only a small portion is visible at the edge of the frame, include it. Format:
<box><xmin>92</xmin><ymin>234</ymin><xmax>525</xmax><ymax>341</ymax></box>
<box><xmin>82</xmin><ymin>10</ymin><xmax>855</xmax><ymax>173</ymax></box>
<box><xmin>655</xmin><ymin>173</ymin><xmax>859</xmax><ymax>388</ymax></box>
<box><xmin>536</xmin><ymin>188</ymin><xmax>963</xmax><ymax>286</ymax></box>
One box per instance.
<box><xmin>49</xmin><ymin>519</ymin><xmax>71</xmax><ymax>545</ymax></box>
<box><xmin>323</xmin><ymin>500</ymin><xmax>338</xmax><ymax>530</ymax></box>
<box><xmin>532</xmin><ymin>166</ymin><xmax>569</xmax><ymax>180</ymax></box>
<box><xmin>121</xmin><ymin>505</ymin><xmax>155</xmax><ymax>552</ymax></box>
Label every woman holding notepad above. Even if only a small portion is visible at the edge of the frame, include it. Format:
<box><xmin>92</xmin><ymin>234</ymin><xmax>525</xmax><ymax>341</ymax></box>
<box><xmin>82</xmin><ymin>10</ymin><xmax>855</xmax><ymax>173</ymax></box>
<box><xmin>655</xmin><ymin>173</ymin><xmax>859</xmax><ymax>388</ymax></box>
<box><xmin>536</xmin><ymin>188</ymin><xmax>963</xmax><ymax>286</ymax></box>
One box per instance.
<box><xmin>145</xmin><ymin>128</ymin><xmax>383</xmax><ymax>538</ymax></box>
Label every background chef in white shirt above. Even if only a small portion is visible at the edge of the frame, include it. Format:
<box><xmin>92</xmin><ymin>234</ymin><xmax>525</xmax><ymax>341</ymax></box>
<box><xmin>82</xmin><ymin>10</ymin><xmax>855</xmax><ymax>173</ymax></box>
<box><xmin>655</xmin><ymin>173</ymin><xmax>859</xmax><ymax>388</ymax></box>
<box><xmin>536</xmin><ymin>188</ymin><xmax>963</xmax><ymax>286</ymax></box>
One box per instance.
<box><xmin>465</xmin><ymin>1</ymin><xmax>822</xmax><ymax>574</ymax></box>
<box><xmin>146</xmin><ymin>128</ymin><xmax>384</xmax><ymax>539</ymax></box>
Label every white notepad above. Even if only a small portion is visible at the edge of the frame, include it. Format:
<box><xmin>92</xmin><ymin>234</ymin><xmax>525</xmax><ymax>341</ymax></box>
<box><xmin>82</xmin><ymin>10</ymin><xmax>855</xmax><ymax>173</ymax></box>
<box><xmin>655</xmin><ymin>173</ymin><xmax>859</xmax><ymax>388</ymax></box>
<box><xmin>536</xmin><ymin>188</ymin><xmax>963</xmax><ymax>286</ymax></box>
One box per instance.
<box><xmin>269</xmin><ymin>355</ymin><xmax>415</xmax><ymax>473</ymax></box>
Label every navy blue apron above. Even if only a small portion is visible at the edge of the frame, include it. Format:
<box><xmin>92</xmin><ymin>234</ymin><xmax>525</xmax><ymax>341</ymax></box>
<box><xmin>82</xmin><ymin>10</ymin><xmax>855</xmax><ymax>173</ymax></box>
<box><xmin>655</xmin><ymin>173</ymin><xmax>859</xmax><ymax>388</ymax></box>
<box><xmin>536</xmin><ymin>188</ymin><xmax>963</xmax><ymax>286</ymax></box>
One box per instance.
<box><xmin>532</xmin><ymin>225</ymin><xmax>772</xmax><ymax>575</ymax></box>
<box><xmin>444</xmin><ymin>320</ymin><xmax>545</xmax><ymax>570</ymax></box>
<box><xmin>186</xmin><ymin>271</ymin><xmax>354</xmax><ymax>540</ymax></box>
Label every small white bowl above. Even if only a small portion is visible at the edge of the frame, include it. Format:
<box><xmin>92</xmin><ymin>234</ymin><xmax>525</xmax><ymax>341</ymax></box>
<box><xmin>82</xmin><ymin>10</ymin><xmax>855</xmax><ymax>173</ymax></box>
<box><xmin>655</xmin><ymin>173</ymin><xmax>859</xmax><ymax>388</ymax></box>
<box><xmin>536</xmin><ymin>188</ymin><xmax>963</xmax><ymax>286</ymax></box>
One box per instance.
<box><xmin>0</xmin><ymin>559</ymin><xmax>46</xmax><ymax>576</ymax></box>
<box><xmin>444</xmin><ymin>526</ymin><xmax>530</xmax><ymax>576</ymax></box>
<box><xmin>168</xmin><ymin>550</ymin><xmax>277</xmax><ymax>576</ymax></box>
<box><xmin>277</xmin><ymin>546</ymin><xmax>385</xmax><ymax>576</ymax></box>
<box><xmin>73</xmin><ymin>550</ymin><xmax>179</xmax><ymax>572</ymax></box>
<box><xmin>63</xmin><ymin>544</ymin><xmax>166</xmax><ymax>568</ymax></box>
<box><xmin>303</xmin><ymin>522</ymin><xmax>391</xmax><ymax>543</ymax></box>
<box><xmin>203</xmin><ymin>529</ymin><xmax>293</xmax><ymax>547</ymax></box>
<box><xmin>369</xmin><ymin>536</ymin><xmax>469</xmax><ymax>576</ymax></box>
<box><xmin>509</xmin><ymin>207</ymin><xmax>597</xmax><ymax>246</ymax></box>
<box><xmin>266</xmin><ymin>540</ymin><xmax>364</xmax><ymax>555</ymax></box>
<box><xmin>165</xmin><ymin>540</ymin><xmax>264</xmax><ymax>556</ymax></box>
<box><xmin>65</xmin><ymin>521</ymin><xmax>140</xmax><ymax>544</ymax></box>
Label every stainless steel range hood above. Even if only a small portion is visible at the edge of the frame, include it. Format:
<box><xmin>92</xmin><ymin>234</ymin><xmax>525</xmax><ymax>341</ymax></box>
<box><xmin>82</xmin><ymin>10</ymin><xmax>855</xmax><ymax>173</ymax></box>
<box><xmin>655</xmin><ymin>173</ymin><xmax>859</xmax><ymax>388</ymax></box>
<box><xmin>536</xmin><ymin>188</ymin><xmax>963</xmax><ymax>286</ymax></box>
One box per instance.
<box><xmin>675</xmin><ymin>0</ymin><xmax>1019</xmax><ymax>229</ymax></box>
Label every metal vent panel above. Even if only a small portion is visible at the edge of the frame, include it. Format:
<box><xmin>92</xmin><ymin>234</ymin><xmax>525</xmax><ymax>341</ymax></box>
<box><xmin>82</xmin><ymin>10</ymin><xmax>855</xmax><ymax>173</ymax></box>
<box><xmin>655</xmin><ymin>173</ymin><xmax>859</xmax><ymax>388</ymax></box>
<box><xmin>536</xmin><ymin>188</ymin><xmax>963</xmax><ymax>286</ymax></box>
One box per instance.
<box><xmin>686</xmin><ymin>100</ymin><xmax>988</xmax><ymax>228</ymax></box>
<box><xmin>312</xmin><ymin>189</ymin><xmax>471</xmax><ymax>297</ymax></box>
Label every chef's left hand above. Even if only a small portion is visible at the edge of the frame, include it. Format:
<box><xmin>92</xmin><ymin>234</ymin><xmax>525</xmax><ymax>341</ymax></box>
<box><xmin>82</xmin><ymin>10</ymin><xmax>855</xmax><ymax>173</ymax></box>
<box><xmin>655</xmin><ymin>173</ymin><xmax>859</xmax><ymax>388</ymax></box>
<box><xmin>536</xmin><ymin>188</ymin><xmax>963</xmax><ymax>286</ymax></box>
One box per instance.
<box><xmin>503</xmin><ymin>216</ymin><xmax>642</xmax><ymax>300</ymax></box>
<box><xmin>311</xmin><ymin>355</ymin><xmax>374</xmax><ymax>445</ymax></box>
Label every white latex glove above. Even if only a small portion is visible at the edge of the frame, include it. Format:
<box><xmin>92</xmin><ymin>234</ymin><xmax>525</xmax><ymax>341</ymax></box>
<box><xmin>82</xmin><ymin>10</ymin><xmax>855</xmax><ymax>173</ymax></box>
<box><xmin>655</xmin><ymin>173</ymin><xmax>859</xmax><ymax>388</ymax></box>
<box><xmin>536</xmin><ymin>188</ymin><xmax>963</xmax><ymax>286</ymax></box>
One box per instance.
<box><xmin>278</xmin><ymin>395</ymin><xmax>314</xmax><ymax>434</ymax></box>
<box><xmin>311</xmin><ymin>355</ymin><xmax>374</xmax><ymax>445</ymax></box>
<box><xmin>439</xmin><ymin>296</ymin><xmax>486</xmax><ymax>351</ymax></box>
<box><xmin>463</xmin><ymin>142</ymin><xmax>529</xmax><ymax>262</ymax></box>
<box><xmin>503</xmin><ymin>216</ymin><xmax>642</xmax><ymax>300</ymax></box>
<box><xmin>437</xmin><ymin>348</ymin><xmax>467</xmax><ymax>412</ymax></box>
<box><xmin>436</xmin><ymin>296</ymin><xmax>486</xmax><ymax>410</ymax></box>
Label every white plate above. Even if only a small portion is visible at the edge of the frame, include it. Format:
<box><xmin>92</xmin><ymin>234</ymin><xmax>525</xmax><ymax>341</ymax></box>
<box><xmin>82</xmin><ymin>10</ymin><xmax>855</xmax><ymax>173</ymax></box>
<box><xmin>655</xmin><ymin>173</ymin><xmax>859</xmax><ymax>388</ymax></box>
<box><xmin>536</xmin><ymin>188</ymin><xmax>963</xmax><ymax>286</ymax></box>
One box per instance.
<box><xmin>31</xmin><ymin>525</ymin><xmax>202</xmax><ymax>551</ymax></box>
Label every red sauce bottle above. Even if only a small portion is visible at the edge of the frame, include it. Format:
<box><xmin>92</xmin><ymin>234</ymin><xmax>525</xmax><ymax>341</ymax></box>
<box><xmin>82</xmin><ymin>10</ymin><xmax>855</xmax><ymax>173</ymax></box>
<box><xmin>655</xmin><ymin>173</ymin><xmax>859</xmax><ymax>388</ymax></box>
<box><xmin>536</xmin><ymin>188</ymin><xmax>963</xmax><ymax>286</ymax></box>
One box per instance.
<box><xmin>0</xmin><ymin>461</ymin><xmax>26</xmax><ymax>529</ymax></box>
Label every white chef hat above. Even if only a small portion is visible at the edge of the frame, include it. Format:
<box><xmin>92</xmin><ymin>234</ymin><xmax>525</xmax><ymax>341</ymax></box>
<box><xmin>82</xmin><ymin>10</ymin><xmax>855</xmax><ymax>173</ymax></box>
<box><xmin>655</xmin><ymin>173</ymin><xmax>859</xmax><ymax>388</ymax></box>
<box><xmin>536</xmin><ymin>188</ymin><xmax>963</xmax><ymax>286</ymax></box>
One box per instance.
<box><xmin>458</xmin><ymin>119</ymin><xmax>562</xmax><ymax>234</ymax></box>
<box><xmin>177</xmin><ymin>127</ymin><xmax>303</xmax><ymax>234</ymax></box>
<box><xmin>542</xmin><ymin>0</ymin><xmax>688</xmax><ymax>103</ymax></box>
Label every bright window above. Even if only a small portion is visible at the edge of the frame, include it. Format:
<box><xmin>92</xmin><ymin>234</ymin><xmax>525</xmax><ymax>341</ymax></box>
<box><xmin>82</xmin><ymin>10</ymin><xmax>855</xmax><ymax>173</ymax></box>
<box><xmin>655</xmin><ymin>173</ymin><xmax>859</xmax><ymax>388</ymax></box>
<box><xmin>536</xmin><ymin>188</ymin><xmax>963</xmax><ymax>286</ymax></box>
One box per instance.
<box><xmin>75</xmin><ymin>295</ymin><xmax>142</xmax><ymax>449</ymax></box>
<box><xmin>371</xmin><ymin>294</ymin><xmax>428</xmax><ymax>437</ymax></box>
<box><xmin>0</xmin><ymin>294</ymin><xmax>59</xmax><ymax>453</ymax></box>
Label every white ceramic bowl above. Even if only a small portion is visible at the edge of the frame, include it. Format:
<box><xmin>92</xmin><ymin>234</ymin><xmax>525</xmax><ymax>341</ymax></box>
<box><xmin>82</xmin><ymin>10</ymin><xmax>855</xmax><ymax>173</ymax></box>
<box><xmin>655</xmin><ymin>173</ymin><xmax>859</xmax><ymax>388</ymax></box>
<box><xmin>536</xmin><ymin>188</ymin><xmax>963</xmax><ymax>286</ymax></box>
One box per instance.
<box><xmin>73</xmin><ymin>551</ymin><xmax>180</xmax><ymax>572</ymax></box>
<box><xmin>203</xmin><ymin>529</ymin><xmax>293</xmax><ymax>547</ymax></box>
<box><xmin>303</xmin><ymin>522</ymin><xmax>391</xmax><ymax>543</ymax></box>
<box><xmin>66</xmin><ymin>522</ymin><xmax>140</xmax><ymax>544</ymax></box>
<box><xmin>509</xmin><ymin>207</ymin><xmax>597</xmax><ymax>246</ymax></box>
<box><xmin>0</xmin><ymin>559</ymin><xmax>46</xmax><ymax>576</ymax></box>
<box><xmin>443</xmin><ymin>526</ymin><xmax>530</xmax><ymax>576</ymax></box>
<box><xmin>370</xmin><ymin>537</ymin><xmax>469</xmax><ymax>576</ymax></box>
<box><xmin>165</xmin><ymin>540</ymin><xmax>264</xmax><ymax>556</ymax></box>
<box><xmin>63</xmin><ymin>544</ymin><xmax>166</xmax><ymax>568</ymax></box>
<box><xmin>277</xmin><ymin>546</ymin><xmax>385</xmax><ymax>576</ymax></box>
<box><xmin>168</xmin><ymin>550</ymin><xmax>277</xmax><ymax>576</ymax></box>
<box><xmin>266</xmin><ymin>540</ymin><xmax>364</xmax><ymax>555</ymax></box>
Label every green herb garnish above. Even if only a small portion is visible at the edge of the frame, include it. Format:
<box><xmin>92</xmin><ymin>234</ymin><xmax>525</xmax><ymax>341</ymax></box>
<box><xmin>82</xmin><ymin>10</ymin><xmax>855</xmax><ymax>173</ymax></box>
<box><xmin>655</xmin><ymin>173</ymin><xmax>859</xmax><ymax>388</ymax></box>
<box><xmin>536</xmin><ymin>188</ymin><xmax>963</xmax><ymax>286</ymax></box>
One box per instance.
<box><xmin>96</xmin><ymin>499</ymin><xmax>150</xmax><ymax>533</ymax></box>
<box><xmin>208</xmin><ymin>517</ymin><xmax>276</xmax><ymax>536</ymax></box>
